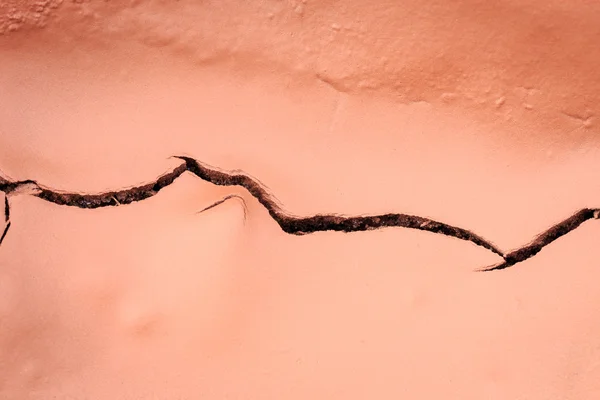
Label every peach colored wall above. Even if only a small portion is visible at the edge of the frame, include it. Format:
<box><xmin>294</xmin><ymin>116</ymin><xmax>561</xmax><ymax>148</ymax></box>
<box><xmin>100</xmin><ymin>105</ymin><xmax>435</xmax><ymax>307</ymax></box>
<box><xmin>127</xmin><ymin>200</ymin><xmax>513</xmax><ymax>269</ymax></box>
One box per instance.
<box><xmin>1</xmin><ymin>1</ymin><xmax>599</xmax><ymax>399</ymax></box>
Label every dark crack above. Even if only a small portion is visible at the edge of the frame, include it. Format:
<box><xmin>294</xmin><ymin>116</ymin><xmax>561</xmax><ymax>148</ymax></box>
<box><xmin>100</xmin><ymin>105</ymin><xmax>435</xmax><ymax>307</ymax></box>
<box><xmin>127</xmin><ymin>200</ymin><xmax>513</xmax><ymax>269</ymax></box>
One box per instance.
<box><xmin>4</xmin><ymin>196</ymin><xmax>8</xmax><ymax>222</ymax></box>
<box><xmin>479</xmin><ymin>208</ymin><xmax>600</xmax><ymax>271</ymax></box>
<box><xmin>34</xmin><ymin>163</ymin><xmax>188</xmax><ymax>208</ymax></box>
<box><xmin>1</xmin><ymin>156</ymin><xmax>599</xmax><ymax>271</ymax></box>
<box><xmin>0</xmin><ymin>222</ymin><xmax>9</xmax><ymax>246</ymax></box>
<box><xmin>1</xmin><ymin>194</ymin><xmax>10</xmax><ymax>246</ymax></box>
<box><xmin>174</xmin><ymin>156</ymin><xmax>504</xmax><ymax>256</ymax></box>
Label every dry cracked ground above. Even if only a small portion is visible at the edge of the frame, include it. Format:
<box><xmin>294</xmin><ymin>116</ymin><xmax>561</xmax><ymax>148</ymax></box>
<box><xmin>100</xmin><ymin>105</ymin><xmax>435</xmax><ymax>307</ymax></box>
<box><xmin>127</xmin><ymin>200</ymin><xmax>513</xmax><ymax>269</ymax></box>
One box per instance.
<box><xmin>1</xmin><ymin>0</ymin><xmax>600</xmax><ymax>399</ymax></box>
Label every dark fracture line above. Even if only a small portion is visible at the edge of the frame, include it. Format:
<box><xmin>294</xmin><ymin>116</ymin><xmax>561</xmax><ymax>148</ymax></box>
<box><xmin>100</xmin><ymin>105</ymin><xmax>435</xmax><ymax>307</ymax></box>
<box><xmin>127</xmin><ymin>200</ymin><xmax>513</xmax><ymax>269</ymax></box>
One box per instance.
<box><xmin>174</xmin><ymin>156</ymin><xmax>504</xmax><ymax>256</ymax></box>
<box><xmin>0</xmin><ymin>222</ymin><xmax>10</xmax><ymax>246</ymax></box>
<box><xmin>1</xmin><ymin>156</ymin><xmax>598</xmax><ymax>271</ymax></box>
<box><xmin>0</xmin><ymin>157</ymin><xmax>503</xmax><ymax>257</ymax></box>
<box><xmin>479</xmin><ymin>208</ymin><xmax>600</xmax><ymax>271</ymax></box>
<box><xmin>0</xmin><ymin>165</ymin><xmax>187</xmax><ymax>246</ymax></box>
<box><xmin>0</xmin><ymin>195</ymin><xmax>10</xmax><ymax>246</ymax></box>
<box><xmin>34</xmin><ymin>163</ymin><xmax>188</xmax><ymax>208</ymax></box>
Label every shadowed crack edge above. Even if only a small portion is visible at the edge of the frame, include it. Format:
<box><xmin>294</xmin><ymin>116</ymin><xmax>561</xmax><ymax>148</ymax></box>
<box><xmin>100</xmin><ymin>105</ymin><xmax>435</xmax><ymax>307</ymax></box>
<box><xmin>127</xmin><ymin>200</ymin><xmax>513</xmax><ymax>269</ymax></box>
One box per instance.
<box><xmin>1</xmin><ymin>156</ymin><xmax>598</xmax><ymax>271</ymax></box>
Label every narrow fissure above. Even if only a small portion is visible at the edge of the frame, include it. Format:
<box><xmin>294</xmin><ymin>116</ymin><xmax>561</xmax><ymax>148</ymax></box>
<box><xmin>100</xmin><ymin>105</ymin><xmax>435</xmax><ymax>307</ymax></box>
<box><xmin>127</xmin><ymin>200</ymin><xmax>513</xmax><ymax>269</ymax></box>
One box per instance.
<box><xmin>1</xmin><ymin>156</ymin><xmax>598</xmax><ymax>271</ymax></box>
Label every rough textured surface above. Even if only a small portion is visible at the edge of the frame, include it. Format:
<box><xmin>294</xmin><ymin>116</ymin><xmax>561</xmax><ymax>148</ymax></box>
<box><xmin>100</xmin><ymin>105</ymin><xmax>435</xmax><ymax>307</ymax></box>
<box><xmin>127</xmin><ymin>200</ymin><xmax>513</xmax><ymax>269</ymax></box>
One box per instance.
<box><xmin>0</xmin><ymin>0</ymin><xmax>63</xmax><ymax>35</ymax></box>
<box><xmin>2</xmin><ymin>0</ymin><xmax>599</xmax><ymax>148</ymax></box>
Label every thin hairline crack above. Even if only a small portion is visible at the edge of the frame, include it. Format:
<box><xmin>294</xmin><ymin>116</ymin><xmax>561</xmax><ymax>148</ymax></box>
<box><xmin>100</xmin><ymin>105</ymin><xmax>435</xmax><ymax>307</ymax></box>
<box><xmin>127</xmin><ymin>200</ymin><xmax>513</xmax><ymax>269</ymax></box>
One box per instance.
<box><xmin>1</xmin><ymin>156</ymin><xmax>598</xmax><ymax>271</ymax></box>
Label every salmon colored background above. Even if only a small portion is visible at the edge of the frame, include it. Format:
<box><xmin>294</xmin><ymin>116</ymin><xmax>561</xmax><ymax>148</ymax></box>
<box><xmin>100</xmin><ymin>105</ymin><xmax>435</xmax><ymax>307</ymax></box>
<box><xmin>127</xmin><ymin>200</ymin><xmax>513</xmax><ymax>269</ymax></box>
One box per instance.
<box><xmin>1</xmin><ymin>1</ymin><xmax>599</xmax><ymax>398</ymax></box>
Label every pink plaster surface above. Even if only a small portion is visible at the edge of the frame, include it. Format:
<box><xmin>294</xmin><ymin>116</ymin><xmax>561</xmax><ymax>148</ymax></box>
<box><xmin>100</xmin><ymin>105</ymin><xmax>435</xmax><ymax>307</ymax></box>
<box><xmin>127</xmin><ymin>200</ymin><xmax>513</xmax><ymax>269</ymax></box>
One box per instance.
<box><xmin>0</xmin><ymin>1</ymin><xmax>599</xmax><ymax>399</ymax></box>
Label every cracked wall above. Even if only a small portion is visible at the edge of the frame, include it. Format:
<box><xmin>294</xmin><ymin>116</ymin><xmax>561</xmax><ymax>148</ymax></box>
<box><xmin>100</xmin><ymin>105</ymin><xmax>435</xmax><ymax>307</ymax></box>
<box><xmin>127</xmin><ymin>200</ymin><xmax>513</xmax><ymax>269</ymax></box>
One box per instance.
<box><xmin>1</xmin><ymin>0</ymin><xmax>600</xmax><ymax>399</ymax></box>
<box><xmin>1</xmin><ymin>156</ymin><xmax>598</xmax><ymax>271</ymax></box>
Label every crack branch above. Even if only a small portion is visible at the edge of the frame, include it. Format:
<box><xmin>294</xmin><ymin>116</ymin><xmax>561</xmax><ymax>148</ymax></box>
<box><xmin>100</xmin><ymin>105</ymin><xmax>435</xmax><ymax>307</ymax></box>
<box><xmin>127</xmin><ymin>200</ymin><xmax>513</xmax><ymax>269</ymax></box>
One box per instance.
<box><xmin>196</xmin><ymin>194</ymin><xmax>248</xmax><ymax>222</ymax></box>
<box><xmin>1</xmin><ymin>156</ymin><xmax>598</xmax><ymax>271</ymax></box>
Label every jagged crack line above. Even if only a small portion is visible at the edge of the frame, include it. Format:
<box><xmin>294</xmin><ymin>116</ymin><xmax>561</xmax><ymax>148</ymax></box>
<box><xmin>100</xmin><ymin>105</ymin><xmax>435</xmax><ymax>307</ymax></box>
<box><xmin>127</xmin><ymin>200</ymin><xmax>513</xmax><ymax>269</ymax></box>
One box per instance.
<box><xmin>0</xmin><ymin>156</ymin><xmax>504</xmax><ymax>258</ymax></box>
<box><xmin>34</xmin><ymin>163</ymin><xmax>188</xmax><ymax>208</ymax></box>
<box><xmin>1</xmin><ymin>155</ymin><xmax>598</xmax><ymax>272</ymax></box>
<box><xmin>174</xmin><ymin>156</ymin><xmax>504</xmax><ymax>256</ymax></box>
<box><xmin>480</xmin><ymin>208</ymin><xmax>600</xmax><ymax>271</ymax></box>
